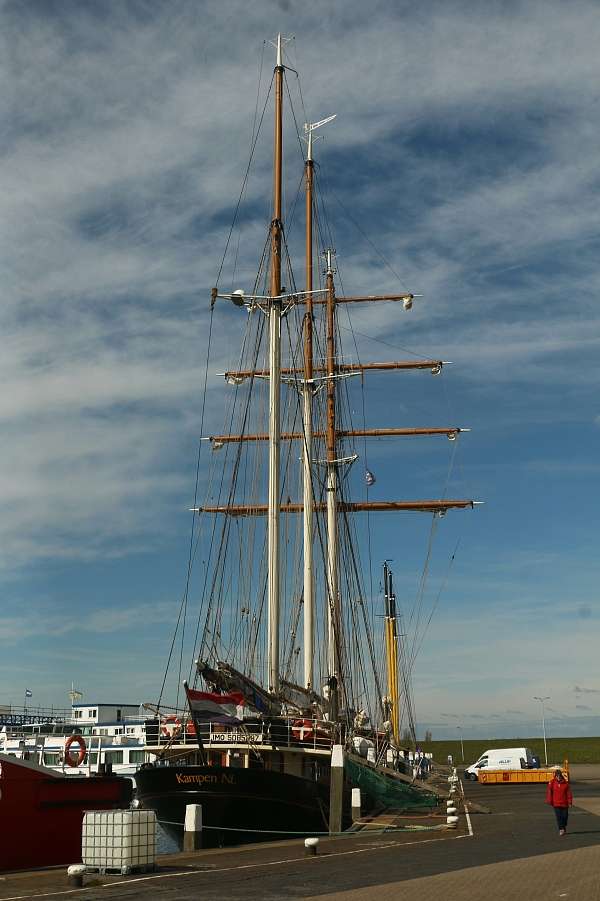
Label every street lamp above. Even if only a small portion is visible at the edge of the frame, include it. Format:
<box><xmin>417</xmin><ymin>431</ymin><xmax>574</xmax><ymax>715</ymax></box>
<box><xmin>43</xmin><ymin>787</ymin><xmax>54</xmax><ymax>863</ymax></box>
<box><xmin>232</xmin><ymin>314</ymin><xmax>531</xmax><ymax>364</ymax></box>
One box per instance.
<box><xmin>533</xmin><ymin>696</ymin><xmax>550</xmax><ymax>765</ymax></box>
<box><xmin>457</xmin><ymin>725</ymin><xmax>464</xmax><ymax>763</ymax></box>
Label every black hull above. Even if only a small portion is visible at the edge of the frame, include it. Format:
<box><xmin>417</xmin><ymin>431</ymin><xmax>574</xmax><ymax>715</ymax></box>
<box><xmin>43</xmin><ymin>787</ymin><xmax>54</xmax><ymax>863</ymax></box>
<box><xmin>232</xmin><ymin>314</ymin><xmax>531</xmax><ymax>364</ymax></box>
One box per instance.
<box><xmin>135</xmin><ymin>764</ymin><xmax>344</xmax><ymax>848</ymax></box>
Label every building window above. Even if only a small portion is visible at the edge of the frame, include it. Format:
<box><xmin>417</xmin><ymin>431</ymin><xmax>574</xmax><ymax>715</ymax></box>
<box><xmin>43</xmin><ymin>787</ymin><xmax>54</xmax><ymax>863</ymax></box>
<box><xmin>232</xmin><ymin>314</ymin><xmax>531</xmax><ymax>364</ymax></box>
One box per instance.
<box><xmin>129</xmin><ymin>750</ymin><xmax>145</xmax><ymax>763</ymax></box>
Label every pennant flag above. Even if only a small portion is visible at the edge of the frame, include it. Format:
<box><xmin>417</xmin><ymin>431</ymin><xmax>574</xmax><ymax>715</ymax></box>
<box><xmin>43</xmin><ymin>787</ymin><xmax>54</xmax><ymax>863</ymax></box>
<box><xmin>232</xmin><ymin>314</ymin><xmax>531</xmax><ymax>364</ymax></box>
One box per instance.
<box><xmin>25</xmin><ymin>689</ymin><xmax>33</xmax><ymax>698</ymax></box>
<box><xmin>185</xmin><ymin>686</ymin><xmax>244</xmax><ymax>725</ymax></box>
<box><xmin>365</xmin><ymin>469</ymin><xmax>376</xmax><ymax>487</ymax></box>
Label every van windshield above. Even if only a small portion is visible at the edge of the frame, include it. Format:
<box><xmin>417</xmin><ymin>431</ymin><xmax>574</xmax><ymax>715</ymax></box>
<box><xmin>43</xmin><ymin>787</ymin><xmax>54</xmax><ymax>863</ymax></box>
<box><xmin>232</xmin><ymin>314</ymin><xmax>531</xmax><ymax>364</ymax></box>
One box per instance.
<box><xmin>477</xmin><ymin>757</ymin><xmax>488</xmax><ymax>768</ymax></box>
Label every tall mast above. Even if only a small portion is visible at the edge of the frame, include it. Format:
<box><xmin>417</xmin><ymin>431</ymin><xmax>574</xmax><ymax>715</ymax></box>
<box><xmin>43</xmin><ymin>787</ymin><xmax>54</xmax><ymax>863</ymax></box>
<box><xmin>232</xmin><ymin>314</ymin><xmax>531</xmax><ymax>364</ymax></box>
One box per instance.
<box><xmin>302</xmin><ymin>133</ymin><xmax>315</xmax><ymax>690</ymax></box>
<box><xmin>267</xmin><ymin>34</ymin><xmax>284</xmax><ymax>693</ymax></box>
<box><xmin>325</xmin><ymin>249</ymin><xmax>340</xmax><ymax>698</ymax></box>
<box><xmin>301</xmin><ymin>114</ymin><xmax>335</xmax><ymax>691</ymax></box>
<box><xmin>383</xmin><ymin>562</ymin><xmax>400</xmax><ymax>746</ymax></box>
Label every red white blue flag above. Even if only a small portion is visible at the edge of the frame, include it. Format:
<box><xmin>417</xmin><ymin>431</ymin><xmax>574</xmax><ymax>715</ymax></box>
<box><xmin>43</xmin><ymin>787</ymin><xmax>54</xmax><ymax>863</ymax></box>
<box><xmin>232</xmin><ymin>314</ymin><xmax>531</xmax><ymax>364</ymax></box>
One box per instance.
<box><xmin>185</xmin><ymin>686</ymin><xmax>244</xmax><ymax>725</ymax></box>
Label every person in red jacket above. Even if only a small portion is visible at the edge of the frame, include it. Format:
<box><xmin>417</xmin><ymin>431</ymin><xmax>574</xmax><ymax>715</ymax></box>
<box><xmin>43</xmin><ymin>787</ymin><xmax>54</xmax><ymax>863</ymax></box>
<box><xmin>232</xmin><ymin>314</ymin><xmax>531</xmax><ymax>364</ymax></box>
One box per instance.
<box><xmin>546</xmin><ymin>769</ymin><xmax>573</xmax><ymax>835</ymax></box>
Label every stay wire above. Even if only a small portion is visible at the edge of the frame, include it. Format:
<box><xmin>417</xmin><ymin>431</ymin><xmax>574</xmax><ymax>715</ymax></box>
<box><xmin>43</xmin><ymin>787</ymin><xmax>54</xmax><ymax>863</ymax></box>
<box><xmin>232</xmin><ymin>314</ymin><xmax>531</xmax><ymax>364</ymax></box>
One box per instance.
<box><xmin>157</xmin><ymin>301</ymin><xmax>215</xmax><ymax>709</ymax></box>
<box><xmin>214</xmin><ymin>71</ymin><xmax>274</xmax><ymax>289</ymax></box>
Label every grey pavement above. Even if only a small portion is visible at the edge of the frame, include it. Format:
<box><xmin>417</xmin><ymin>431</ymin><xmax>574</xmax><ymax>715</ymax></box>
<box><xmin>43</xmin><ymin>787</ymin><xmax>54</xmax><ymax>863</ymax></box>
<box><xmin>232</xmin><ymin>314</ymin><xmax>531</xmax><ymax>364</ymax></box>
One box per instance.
<box><xmin>2</xmin><ymin>769</ymin><xmax>600</xmax><ymax>900</ymax></box>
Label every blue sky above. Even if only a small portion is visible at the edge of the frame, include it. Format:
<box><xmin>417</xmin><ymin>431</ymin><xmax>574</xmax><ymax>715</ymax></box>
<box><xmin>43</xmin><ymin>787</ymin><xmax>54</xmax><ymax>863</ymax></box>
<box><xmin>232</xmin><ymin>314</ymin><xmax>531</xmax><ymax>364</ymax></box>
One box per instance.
<box><xmin>2</xmin><ymin>0</ymin><xmax>600</xmax><ymax>741</ymax></box>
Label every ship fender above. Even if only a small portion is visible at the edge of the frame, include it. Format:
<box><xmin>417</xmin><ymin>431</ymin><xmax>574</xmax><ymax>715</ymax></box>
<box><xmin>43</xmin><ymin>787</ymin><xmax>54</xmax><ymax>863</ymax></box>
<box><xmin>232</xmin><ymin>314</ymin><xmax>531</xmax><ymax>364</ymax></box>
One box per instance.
<box><xmin>64</xmin><ymin>735</ymin><xmax>86</xmax><ymax>768</ymax></box>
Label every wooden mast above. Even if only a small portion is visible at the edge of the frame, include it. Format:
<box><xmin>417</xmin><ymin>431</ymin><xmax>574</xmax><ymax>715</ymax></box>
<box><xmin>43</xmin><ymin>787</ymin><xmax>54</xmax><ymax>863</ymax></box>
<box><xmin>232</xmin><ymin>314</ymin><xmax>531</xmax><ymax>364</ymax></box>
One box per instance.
<box><xmin>324</xmin><ymin>249</ymin><xmax>340</xmax><ymax>708</ymax></box>
<box><xmin>267</xmin><ymin>34</ymin><xmax>284</xmax><ymax>694</ymax></box>
<box><xmin>383</xmin><ymin>562</ymin><xmax>400</xmax><ymax>746</ymax></box>
<box><xmin>302</xmin><ymin>115</ymin><xmax>335</xmax><ymax>691</ymax></box>
<box><xmin>302</xmin><ymin>129</ymin><xmax>315</xmax><ymax>690</ymax></box>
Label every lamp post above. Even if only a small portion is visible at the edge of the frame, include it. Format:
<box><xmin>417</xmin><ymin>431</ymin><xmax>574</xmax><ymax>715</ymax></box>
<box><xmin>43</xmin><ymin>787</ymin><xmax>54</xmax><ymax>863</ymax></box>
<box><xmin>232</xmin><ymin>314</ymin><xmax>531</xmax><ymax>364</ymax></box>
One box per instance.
<box><xmin>533</xmin><ymin>696</ymin><xmax>550</xmax><ymax>765</ymax></box>
<box><xmin>457</xmin><ymin>725</ymin><xmax>464</xmax><ymax>763</ymax></box>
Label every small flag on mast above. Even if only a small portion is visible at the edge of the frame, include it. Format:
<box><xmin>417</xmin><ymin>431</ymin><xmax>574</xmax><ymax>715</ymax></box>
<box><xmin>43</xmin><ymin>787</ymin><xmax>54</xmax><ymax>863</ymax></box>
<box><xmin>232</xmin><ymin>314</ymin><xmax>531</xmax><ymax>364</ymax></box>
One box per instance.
<box><xmin>365</xmin><ymin>469</ymin><xmax>376</xmax><ymax>487</ymax></box>
<box><xmin>25</xmin><ymin>689</ymin><xmax>32</xmax><ymax>698</ymax></box>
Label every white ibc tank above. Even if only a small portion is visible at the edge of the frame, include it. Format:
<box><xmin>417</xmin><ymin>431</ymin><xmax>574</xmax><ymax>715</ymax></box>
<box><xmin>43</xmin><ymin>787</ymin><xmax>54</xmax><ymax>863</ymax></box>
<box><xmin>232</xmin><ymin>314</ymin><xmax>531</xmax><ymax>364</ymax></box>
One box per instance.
<box><xmin>82</xmin><ymin>809</ymin><xmax>156</xmax><ymax>872</ymax></box>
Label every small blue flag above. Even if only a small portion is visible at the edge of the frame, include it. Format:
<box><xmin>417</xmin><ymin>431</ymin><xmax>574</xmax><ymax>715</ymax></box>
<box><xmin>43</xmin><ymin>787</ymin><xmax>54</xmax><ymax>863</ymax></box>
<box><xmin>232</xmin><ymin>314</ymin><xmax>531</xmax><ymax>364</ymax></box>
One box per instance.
<box><xmin>365</xmin><ymin>469</ymin><xmax>376</xmax><ymax>487</ymax></box>
<box><xmin>25</xmin><ymin>689</ymin><xmax>32</xmax><ymax>698</ymax></box>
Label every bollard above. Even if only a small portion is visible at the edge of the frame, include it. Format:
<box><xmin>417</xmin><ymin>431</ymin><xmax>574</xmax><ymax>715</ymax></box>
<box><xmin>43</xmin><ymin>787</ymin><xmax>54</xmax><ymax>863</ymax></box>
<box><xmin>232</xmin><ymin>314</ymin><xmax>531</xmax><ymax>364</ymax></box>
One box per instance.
<box><xmin>67</xmin><ymin>864</ymin><xmax>86</xmax><ymax>888</ymax></box>
<box><xmin>446</xmin><ymin>806</ymin><xmax>457</xmax><ymax>815</ymax></box>
<box><xmin>329</xmin><ymin>745</ymin><xmax>344</xmax><ymax>835</ymax></box>
<box><xmin>183</xmin><ymin>803</ymin><xmax>203</xmax><ymax>852</ymax></box>
<box><xmin>446</xmin><ymin>815</ymin><xmax>459</xmax><ymax>828</ymax></box>
<box><xmin>304</xmin><ymin>837</ymin><xmax>319</xmax><ymax>857</ymax></box>
<box><xmin>351</xmin><ymin>787</ymin><xmax>361</xmax><ymax>823</ymax></box>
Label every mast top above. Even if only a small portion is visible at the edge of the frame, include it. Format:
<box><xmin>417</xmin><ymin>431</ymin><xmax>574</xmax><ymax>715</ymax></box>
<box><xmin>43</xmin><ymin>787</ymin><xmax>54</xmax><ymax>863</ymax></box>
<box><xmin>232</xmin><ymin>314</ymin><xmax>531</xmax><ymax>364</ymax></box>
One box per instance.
<box><xmin>324</xmin><ymin>248</ymin><xmax>336</xmax><ymax>276</ymax></box>
<box><xmin>270</xmin><ymin>33</ymin><xmax>292</xmax><ymax>69</ymax></box>
<box><xmin>304</xmin><ymin>115</ymin><xmax>337</xmax><ymax>162</ymax></box>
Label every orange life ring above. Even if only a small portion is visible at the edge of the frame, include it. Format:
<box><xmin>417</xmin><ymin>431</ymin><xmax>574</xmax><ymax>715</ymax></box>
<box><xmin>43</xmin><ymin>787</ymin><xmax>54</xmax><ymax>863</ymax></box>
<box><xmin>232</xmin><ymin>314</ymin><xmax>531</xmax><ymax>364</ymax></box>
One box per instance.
<box><xmin>64</xmin><ymin>734</ymin><xmax>86</xmax><ymax>767</ymax></box>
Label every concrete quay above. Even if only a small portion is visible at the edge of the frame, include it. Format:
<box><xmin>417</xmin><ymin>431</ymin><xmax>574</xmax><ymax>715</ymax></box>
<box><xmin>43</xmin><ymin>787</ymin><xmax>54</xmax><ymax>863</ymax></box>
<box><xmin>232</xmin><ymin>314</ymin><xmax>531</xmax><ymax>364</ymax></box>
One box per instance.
<box><xmin>2</xmin><ymin>767</ymin><xmax>600</xmax><ymax>900</ymax></box>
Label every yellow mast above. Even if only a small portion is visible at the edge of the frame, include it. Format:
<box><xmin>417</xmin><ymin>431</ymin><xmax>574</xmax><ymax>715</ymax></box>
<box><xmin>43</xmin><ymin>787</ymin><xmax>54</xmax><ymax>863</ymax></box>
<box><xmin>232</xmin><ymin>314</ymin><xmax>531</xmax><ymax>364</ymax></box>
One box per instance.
<box><xmin>383</xmin><ymin>561</ymin><xmax>400</xmax><ymax>746</ymax></box>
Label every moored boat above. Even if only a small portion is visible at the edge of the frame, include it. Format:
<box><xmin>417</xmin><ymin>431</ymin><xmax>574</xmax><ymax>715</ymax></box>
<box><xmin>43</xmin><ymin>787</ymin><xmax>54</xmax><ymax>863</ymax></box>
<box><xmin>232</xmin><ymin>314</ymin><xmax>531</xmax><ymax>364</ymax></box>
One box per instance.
<box><xmin>135</xmin><ymin>33</ymin><xmax>477</xmax><ymax>845</ymax></box>
<box><xmin>0</xmin><ymin>752</ymin><xmax>133</xmax><ymax>871</ymax></box>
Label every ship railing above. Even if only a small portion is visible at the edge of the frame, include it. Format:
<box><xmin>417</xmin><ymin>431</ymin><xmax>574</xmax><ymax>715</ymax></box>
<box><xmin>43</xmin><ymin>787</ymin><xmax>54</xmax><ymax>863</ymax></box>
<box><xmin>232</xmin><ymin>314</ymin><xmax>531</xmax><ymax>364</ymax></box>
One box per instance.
<box><xmin>154</xmin><ymin>715</ymin><xmax>335</xmax><ymax>751</ymax></box>
<box><xmin>0</xmin><ymin>704</ymin><xmax>71</xmax><ymax>728</ymax></box>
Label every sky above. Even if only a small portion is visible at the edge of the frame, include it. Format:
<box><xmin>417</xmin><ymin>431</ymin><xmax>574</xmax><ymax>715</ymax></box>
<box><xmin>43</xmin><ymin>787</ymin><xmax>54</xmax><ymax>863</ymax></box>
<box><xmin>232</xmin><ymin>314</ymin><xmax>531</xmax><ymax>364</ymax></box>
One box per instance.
<box><xmin>1</xmin><ymin>0</ymin><xmax>600</xmax><ymax>741</ymax></box>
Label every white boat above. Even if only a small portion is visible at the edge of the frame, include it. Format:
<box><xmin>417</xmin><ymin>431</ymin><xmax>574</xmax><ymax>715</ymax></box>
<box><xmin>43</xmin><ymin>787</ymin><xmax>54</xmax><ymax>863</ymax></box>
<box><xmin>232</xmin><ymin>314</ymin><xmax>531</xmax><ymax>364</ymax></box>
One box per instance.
<box><xmin>0</xmin><ymin>701</ymin><xmax>158</xmax><ymax>776</ymax></box>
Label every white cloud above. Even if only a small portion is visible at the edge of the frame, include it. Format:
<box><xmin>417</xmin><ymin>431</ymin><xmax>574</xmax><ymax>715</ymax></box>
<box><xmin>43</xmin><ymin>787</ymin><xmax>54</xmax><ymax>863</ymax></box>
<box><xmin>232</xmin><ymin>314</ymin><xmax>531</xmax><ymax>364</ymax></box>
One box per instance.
<box><xmin>2</xmin><ymin>2</ymin><xmax>600</xmax><ymax>711</ymax></box>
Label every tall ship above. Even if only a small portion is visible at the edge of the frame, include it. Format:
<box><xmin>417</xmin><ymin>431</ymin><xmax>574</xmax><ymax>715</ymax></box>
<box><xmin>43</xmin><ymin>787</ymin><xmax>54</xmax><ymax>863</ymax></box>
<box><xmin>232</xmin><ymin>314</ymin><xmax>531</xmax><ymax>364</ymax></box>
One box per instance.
<box><xmin>135</xmin><ymin>34</ymin><xmax>477</xmax><ymax>846</ymax></box>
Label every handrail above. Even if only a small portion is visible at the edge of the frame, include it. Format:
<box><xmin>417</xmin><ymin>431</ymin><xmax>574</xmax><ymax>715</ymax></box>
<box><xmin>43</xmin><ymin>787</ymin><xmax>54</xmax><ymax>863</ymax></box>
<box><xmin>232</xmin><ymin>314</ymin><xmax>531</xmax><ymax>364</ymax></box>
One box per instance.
<box><xmin>153</xmin><ymin>715</ymin><xmax>336</xmax><ymax>751</ymax></box>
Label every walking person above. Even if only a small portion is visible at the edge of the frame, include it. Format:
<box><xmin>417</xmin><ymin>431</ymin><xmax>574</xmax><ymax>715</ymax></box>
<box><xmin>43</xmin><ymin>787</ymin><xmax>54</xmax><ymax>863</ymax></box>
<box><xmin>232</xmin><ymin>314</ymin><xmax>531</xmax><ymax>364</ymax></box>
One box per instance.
<box><xmin>546</xmin><ymin>768</ymin><xmax>573</xmax><ymax>835</ymax></box>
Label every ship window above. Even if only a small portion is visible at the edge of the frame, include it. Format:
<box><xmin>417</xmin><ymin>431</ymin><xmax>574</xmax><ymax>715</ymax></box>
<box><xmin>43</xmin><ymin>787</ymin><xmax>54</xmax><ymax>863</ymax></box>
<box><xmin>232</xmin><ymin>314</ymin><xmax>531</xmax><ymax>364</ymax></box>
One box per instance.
<box><xmin>91</xmin><ymin>709</ymin><xmax>97</xmax><ymax>717</ymax></box>
<box><xmin>116</xmin><ymin>709</ymin><xmax>122</xmax><ymax>720</ymax></box>
<box><xmin>129</xmin><ymin>750</ymin><xmax>145</xmax><ymax>763</ymax></box>
<box><xmin>267</xmin><ymin>752</ymin><xmax>284</xmax><ymax>773</ymax></box>
<box><xmin>88</xmin><ymin>752</ymin><xmax>98</xmax><ymax>764</ymax></box>
<box><xmin>104</xmin><ymin>750</ymin><xmax>123</xmax><ymax>764</ymax></box>
<box><xmin>43</xmin><ymin>752</ymin><xmax>60</xmax><ymax>765</ymax></box>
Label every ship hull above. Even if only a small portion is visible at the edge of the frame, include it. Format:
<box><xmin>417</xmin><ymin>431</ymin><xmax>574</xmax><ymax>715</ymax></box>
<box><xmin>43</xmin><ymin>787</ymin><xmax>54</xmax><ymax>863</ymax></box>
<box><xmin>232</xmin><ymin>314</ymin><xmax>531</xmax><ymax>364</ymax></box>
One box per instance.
<box><xmin>0</xmin><ymin>753</ymin><xmax>133</xmax><ymax>872</ymax></box>
<box><xmin>135</xmin><ymin>764</ymin><xmax>340</xmax><ymax>847</ymax></box>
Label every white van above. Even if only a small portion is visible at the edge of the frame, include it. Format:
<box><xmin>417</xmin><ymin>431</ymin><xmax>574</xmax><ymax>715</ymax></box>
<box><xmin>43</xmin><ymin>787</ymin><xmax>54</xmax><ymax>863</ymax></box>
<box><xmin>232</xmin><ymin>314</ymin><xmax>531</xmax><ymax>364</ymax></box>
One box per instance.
<box><xmin>465</xmin><ymin>747</ymin><xmax>535</xmax><ymax>781</ymax></box>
